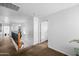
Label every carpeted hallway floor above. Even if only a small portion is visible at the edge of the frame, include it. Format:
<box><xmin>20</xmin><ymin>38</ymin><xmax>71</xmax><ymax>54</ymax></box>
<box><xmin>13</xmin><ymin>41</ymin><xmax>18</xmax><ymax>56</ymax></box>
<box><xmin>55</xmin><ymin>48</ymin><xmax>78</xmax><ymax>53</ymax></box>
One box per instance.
<box><xmin>18</xmin><ymin>41</ymin><xmax>66</xmax><ymax>56</ymax></box>
<box><xmin>0</xmin><ymin>37</ymin><xmax>16</xmax><ymax>56</ymax></box>
<box><xmin>0</xmin><ymin>37</ymin><xmax>66</xmax><ymax>56</ymax></box>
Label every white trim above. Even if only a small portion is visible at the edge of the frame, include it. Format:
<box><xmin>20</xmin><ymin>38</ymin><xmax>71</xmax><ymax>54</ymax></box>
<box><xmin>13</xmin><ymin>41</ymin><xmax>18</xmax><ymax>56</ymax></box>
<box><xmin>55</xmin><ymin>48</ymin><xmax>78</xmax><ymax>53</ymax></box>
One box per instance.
<box><xmin>48</xmin><ymin>45</ymin><xmax>71</xmax><ymax>56</ymax></box>
<box><xmin>11</xmin><ymin>37</ymin><xmax>18</xmax><ymax>51</ymax></box>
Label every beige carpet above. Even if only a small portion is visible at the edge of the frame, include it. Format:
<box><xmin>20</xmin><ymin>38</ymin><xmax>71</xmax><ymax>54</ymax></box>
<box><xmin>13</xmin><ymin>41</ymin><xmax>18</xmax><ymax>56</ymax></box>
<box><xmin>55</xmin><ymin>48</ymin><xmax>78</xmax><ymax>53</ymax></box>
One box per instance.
<box><xmin>0</xmin><ymin>37</ymin><xmax>16</xmax><ymax>56</ymax></box>
<box><xmin>0</xmin><ymin>37</ymin><xmax>66</xmax><ymax>56</ymax></box>
<box><xmin>19</xmin><ymin>41</ymin><xmax>67</xmax><ymax>56</ymax></box>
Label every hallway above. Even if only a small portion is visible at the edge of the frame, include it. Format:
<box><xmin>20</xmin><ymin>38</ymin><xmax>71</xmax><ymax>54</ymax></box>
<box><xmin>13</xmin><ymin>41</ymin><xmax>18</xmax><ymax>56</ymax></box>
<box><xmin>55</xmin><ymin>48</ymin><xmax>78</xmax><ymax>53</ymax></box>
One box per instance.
<box><xmin>16</xmin><ymin>41</ymin><xmax>67</xmax><ymax>56</ymax></box>
<box><xmin>0</xmin><ymin>38</ymin><xmax>66</xmax><ymax>56</ymax></box>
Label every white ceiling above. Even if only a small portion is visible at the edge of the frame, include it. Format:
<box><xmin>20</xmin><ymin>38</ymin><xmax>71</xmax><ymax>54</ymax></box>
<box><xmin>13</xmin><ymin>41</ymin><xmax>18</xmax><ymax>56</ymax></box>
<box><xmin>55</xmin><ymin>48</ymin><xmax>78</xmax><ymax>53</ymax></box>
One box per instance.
<box><xmin>14</xmin><ymin>3</ymin><xmax>78</xmax><ymax>18</ymax></box>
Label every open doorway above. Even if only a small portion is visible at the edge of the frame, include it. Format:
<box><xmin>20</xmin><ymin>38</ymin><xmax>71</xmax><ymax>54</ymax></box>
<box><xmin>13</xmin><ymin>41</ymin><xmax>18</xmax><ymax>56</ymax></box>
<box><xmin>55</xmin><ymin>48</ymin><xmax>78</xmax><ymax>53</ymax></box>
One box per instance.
<box><xmin>3</xmin><ymin>24</ymin><xmax>10</xmax><ymax>37</ymax></box>
<box><xmin>40</xmin><ymin>21</ymin><xmax>48</xmax><ymax>43</ymax></box>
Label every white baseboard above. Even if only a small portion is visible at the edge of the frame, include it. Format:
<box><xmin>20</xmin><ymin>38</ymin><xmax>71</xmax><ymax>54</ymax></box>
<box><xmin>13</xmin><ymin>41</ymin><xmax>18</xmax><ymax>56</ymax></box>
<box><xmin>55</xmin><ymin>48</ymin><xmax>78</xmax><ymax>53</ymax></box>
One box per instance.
<box><xmin>48</xmin><ymin>45</ymin><xmax>71</xmax><ymax>56</ymax></box>
<box><xmin>11</xmin><ymin>38</ymin><xmax>18</xmax><ymax>51</ymax></box>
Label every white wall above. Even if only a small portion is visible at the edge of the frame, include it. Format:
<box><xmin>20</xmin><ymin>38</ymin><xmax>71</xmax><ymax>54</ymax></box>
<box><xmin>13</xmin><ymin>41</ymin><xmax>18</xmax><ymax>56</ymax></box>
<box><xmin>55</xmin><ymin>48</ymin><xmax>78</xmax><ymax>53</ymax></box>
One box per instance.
<box><xmin>48</xmin><ymin>5</ymin><xmax>79</xmax><ymax>56</ymax></box>
<box><xmin>22</xmin><ymin>17</ymin><xmax>33</xmax><ymax>48</ymax></box>
<box><xmin>33</xmin><ymin>16</ymin><xmax>39</xmax><ymax>45</ymax></box>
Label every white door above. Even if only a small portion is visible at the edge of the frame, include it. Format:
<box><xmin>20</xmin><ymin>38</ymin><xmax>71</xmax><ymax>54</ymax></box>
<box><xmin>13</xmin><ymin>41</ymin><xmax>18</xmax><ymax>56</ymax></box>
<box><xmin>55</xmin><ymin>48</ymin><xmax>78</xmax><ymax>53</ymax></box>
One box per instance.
<box><xmin>40</xmin><ymin>21</ymin><xmax>48</xmax><ymax>42</ymax></box>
